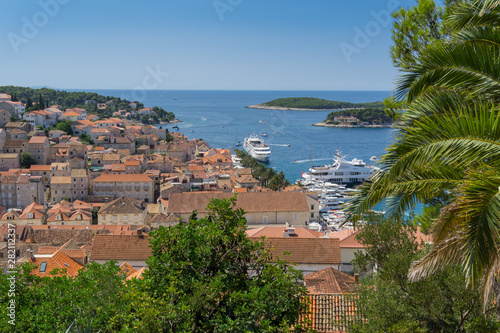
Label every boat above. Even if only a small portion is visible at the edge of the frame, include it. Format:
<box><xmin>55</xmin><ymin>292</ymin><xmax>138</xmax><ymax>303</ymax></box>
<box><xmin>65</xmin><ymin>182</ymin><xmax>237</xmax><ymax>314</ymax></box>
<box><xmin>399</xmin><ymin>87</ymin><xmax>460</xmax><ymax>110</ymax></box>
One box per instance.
<box><xmin>190</xmin><ymin>130</ymin><xmax>194</xmax><ymax>133</ymax></box>
<box><xmin>300</xmin><ymin>149</ymin><xmax>378</xmax><ymax>185</ymax></box>
<box><xmin>172</xmin><ymin>125</ymin><xmax>179</xmax><ymax>130</ymax></box>
<box><xmin>370</xmin><ymin>155</ymin><xmax>378</xmax><ymax>161</ymax></box>
<box><xmin>243</xmin><ymin>134</ymin><xmax>271</xmax><ymax>163</ymax></box>
<box><xmin>259</xmin><ymin>119</ymin><xmax>265</xmax><ymax>123</ymax></box>
<box><xmin>235</xmin><ymin>141</ymin><xmax>242</xmax><ymax>146</ymax></box>
<box><xmin>174</xmin><ymin>97</ymin><xmax>178</xmax><ymax>100</ymax></box>
<box><xmin>261</xmin><ymin>132</ymin><xmax>267</xmax><ymax>137</ymax></box>
<box><xmin>285</xmin><ymin>144</ymin><xmax>291</xmax><ymax>147</ymax></box>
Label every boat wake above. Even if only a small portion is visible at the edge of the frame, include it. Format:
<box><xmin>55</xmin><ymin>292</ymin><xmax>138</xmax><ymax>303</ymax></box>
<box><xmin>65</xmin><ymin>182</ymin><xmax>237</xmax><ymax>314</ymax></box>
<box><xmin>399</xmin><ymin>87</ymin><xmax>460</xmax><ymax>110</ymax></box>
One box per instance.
<box><xmin>267</xmin><ymin>144</ymin><xmax>290</xmax><ymax>147</ymax></box>
<box><xmin>291</xmin><ymin>158</ymin><xmax>332</xmax><ymax>164</ymax></box>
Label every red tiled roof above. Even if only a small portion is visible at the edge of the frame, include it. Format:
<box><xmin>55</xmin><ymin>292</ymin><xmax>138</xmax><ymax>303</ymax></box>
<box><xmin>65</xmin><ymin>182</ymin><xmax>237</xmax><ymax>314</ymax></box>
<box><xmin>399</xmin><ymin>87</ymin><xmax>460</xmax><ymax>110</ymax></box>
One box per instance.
<box><xmin>168</xmin><ymin>192</ymin><xmax>310</xmax><ymax>214</ymax></box>
<box><xmin>304</xmin><ymin>267</ymin><xmax>356</xmax><ymax>294</ymax></box>
<box><xmin>89</xmin><ymin>235</ymin><xmax>151</xmax><ymax>261</ymax></box>
<box><xmin>252</xmin><ymin>238</ymin><xmax>341</xmax><ymax>265</ymax></box>
<box><xmin>246</xmin><ymin>226</ymin><xmax>322</xmax><ymax>238</ymax></box>
<box><xmin>93</xmin><ymin>173</ymin><xmax>153</xmax><ymax>183</ymax></box>
<box><xmin>30</xmin><ymin>250</ymin><xmax>83</xmax><ymax>277</ymax></box>
<box><xmin>28</xmin><ymin>136</ymin><xmax>48</xmax><ymax>144</ymax></box>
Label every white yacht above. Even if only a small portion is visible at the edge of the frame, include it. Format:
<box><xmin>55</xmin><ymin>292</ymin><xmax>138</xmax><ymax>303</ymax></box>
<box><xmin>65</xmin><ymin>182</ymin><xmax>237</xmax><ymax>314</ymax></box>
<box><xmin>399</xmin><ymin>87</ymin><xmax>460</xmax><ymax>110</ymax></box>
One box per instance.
<box><xmin>300</xmin><ymin>149</ymin><xmax>378</xmax><ymax>185</ymax></box>
<box><xmin>244</xmin><ymin>134</ymin><xmax>271</xmax><ymax>163</ymax></box>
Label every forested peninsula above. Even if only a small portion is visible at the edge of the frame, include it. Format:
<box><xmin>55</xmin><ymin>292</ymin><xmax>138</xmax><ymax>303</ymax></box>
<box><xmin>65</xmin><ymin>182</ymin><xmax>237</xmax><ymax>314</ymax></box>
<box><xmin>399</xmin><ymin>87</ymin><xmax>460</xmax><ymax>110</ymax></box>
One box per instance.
<box><xmin>246</xmin><ymin>97</ymin><xmax>385</xmax><ymax>111</ymax></box>
<box><xmin>0</xmin><ymin>85</ymin><xmax>177</xmax><ymax>123</ymax></box>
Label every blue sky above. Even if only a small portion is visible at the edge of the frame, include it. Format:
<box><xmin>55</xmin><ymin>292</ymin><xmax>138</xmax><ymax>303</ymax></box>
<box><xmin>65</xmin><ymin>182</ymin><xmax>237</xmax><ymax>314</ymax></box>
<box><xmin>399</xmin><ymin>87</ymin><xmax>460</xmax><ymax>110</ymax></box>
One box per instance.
<box><xmin>1</xmin><ymin>0</ymin><xmax>413</xmax><ymax>91</ymax></box>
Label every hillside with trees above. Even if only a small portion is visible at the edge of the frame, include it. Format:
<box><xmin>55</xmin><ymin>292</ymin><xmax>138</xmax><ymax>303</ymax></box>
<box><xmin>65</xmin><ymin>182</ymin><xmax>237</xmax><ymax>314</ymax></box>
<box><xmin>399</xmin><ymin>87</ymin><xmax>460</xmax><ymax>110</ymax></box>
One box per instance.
<box><xmin>0</xmin><ymin>85</ymin><xmax>177</xmax><ymax>123</ymax></box>
<box><xmin>323</xmin><ymin>108</ymin><xmax>393</xmax><ymax>125</ymax></box>
<box><xmin>250</xmin><ymin>97</ymin><xmax>385</xmax><ymax>110</ymax></box>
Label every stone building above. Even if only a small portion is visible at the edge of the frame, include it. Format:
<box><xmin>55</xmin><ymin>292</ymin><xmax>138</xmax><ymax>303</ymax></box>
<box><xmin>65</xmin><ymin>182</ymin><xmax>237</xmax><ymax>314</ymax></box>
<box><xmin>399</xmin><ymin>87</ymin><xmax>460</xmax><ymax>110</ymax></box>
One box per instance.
<box><xmin>92</xmin><ymin>173</ymin><xmax>154</xmax><ymax>203</ymax></box>
<box><xmin>27</xmin><ymin>136</ymin><xmax>50</xmax><ymax>165</ymax></box>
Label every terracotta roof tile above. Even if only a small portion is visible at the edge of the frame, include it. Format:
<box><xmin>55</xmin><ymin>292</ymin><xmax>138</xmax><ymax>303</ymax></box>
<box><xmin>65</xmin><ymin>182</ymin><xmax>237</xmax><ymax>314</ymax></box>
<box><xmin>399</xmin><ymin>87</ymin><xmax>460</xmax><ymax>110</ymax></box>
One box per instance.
<box><xmin>169</xmin><ymin>192</ymin><xmax>309</xmax><ymax>214</ymax></box>
<box><xmin>98</xmin><ymin>196</ymin><xmax>143</xmax><ymax>214</ymax></box>
<box><xmin>89</xmin><ymin>235</ymin><xmax>151</xmax><ymax>261</ymax></box>
<box><xmin>93</xmin><ymin>173</ymin><xmax>153</xmax><ymax>183</ymax></box>
<box><xmin>28</xmin><ymin>136</ymin><xmax>48</xmax><ymax>144</ymax></box>
<box><xmin>31</xmin><ymin>250</ymin><xmax>83</xmax><ymax>277</ymax></box>
<box><xmin>304</xmin><ymin>267</ymin><xmax>356</xmax><ymax>294</ymax></box>
<box><xmin>252</xmin><ymin>238</ymin><xmax>341</xmax><ymax>265</ymax></box>
<box><xmin>246</xmin><ymin>226</ymin><xmax>322</xmax><ymax>238</ymax></box>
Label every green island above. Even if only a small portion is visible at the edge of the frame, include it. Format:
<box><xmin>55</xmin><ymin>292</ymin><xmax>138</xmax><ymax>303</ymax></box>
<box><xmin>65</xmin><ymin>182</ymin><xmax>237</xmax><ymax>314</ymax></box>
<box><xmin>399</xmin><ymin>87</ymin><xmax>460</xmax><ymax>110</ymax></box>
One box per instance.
<box><xmin>0</xmin><ymin>85</ymin><xmax>177</xmax><ymax>124</ymax></box>
<box><xmin>246</xmin><ymin>97</ymin><xmax>385</xmax><ymax>111</ymax></box>
<box><xmin>315</xmin><ymin>107</ymin><xmax>394</xmax><ymax>127</ymax></box>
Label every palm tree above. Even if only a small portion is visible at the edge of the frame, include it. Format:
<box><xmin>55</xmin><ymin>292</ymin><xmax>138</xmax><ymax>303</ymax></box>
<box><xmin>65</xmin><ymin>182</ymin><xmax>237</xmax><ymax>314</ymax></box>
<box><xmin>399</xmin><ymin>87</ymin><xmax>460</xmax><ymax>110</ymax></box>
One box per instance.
<box><xmin>346</xmin><ymin>0</ymin><xmax>500</xmax><ymax>312</ymax></box>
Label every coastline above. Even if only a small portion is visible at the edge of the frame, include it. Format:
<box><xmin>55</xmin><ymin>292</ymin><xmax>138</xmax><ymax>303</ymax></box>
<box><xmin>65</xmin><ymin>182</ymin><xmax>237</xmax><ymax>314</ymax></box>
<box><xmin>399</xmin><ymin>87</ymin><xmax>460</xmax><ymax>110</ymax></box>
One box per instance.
<box><xmin>312</xmin><ymin>121</ymin><xmax>394</xmax><ymax>128</ymax></box>
<box><xmin>139</xmin><ymin>119</ymin><xmax>182</xmax><ymax>126</ymax></box>
<box><xmin>246</xmin><ymin>104</ymin><xmax>344</xmax><ymax>111</ymax></box>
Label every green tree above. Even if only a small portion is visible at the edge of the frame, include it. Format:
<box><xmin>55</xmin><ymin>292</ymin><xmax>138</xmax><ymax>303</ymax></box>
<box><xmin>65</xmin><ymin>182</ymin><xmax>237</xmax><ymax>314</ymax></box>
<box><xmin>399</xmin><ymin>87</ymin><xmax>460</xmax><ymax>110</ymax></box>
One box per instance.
<box><xmin>79</xmin><ymin>133</ymin><xmax>93</xmax><ymax>145</ymax></box>
<box><xmin>54</xmin><ymin>120</ymin><xmax>73</xmax><ymax>135</ymax></box>
<box><xmin>143</xmin><ymin>196</ymin><xmax>311</xmax><ymax>332</ymax></box>
<box><xmin>20</xmin><ymin>152</ymin><xmax>37</xmax><ymax>168</ymax></box>
<box><xmin>269</xmin><ymin>171</ymin><xmax>291</xmax><ymax>191</ymax></box>
<box><xmin>26</xmin><ymin>95</ymin><xmax>33</xmax><ymax>109</ymax></box>
<box><xmin>0</xmin><ymin>261</ymin><xmax>126</xmax><ymax>332</ymax></box>
<box><xmin>347</xmin><ymin>0</ymin><xmax>500</xmax><ymax>315</ymax></box>
<box><xmin>37</xmin><ymin>93</ymin><xmax>45</xmax><ymax>110</ymax></box>
<box><xmin>391</xmin><ymin>0</ymin><xmax>446</xmax><ymax>69</ymax></box>
<box><xmin>344</xmin><ymin>214</ymin><xmax>499</xmax><ymax>332</ymax></box>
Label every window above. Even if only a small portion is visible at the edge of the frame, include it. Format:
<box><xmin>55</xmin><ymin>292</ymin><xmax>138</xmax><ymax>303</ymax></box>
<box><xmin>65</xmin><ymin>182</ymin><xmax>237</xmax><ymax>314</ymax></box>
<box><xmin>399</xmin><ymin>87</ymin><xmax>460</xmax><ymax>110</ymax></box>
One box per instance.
<box><xmin>134</xmin><ymin>215</ymin><xmax>138</xmax><ymax>220</ymax></box>
<box><xmin>40</xmin><ymin>262</ymin><xmax>47</xmax><ymax>273</ymax></box>
<box><xmin>294</xmin><ymin>214</ymin><xmax>298</xmax><ymax>220</ymax></box>
<box><xmin>123</xmin><ymin>215</ymin><xmax>128</xmax><ymax>220</ymax></box>
<box><xmin>311</xmin><ymin>213</ymin><xmax>314</xmax><ymax>218</ymax></box>
<box><xmin>113</xmin><ymin>215</ymin><xmax>117</xmax><ymax>220</ymax></box>
<box><xmin>311</xmin><ymin>204</ymin><xmax>314</xmax><ymax>210</ymax></box>
<box><xmin>102</xmin><ymin>215</ymin><xmax>106</xmax><ymax>221</ymax></box>
<box><xmin>27</xmin><ymin>213</ymin><xmax>33</xmax><ymax>219</ymax></box>
<box><xmin>263</xmin><ymin>216</ymin><xmax>268</xmax><ymax>224</ymax></box>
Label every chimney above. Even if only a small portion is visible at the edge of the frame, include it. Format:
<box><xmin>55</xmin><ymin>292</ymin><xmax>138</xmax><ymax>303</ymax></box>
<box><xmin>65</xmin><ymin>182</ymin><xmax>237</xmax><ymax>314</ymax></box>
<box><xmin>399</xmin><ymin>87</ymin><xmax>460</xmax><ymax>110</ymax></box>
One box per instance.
<box><xmin>137</xmin><ymin>229</ymin><xmax>143</xmax><ymax>237</ymax></box>
<box><xmin>354</xmin><ymin>273</ymin><xmax>359</xmax><ymax>283</ymax></box>
<box><xmin>283</xmin><ymin>227</ymin><xmax>296</xmax><ymax>238</ymax></box>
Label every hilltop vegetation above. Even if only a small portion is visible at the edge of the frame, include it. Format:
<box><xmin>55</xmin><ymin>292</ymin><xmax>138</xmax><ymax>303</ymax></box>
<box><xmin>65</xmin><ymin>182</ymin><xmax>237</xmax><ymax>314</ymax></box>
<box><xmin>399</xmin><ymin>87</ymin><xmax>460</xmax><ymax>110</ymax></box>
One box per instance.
<box><xmin>0</xmin><ymin>85</ymin><xmax>176</xmax><ymax>122</ymax></box>
<box><xmin>324</xmin><ymin>108</ymin><xmax>393</xmax><ymax>125</ymax></box>
<box><xmin>259</xmin><ymin>97</ymin><xmax>385</xmax><ymax>110</ymax></box>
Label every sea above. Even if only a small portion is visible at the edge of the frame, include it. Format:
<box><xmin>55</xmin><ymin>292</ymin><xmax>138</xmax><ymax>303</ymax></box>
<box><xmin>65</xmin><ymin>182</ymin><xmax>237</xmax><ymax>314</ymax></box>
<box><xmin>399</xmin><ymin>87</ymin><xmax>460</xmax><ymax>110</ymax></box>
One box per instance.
<box><xmin>91</xmin><ymin>89</ymin><xmax>395</xmax><ymax>183</ymax></box>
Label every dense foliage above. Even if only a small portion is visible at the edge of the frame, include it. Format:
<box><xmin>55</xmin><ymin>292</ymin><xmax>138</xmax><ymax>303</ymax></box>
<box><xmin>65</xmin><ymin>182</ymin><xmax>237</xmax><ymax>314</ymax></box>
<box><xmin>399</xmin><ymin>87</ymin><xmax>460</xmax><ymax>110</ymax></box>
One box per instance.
<box><xmin>20</xmin><ymin>152</ymin><xmax>37</xmax><ymax>168</ymax></box>
<box><xmin>261</xmin><ymin>97</ymin><xmax>384</xmax><ymax>110</ymax></box>
<box><xmin>0</xmin><ymin>85</ymin><xmax>176</xmax><ymax>122</ymax></box>
<box><xmin>325</xmin><ymin>108</ymin><xmax>393</xmax><ymax>125</ymax></box>
<box><xmin>142</xmin><ymin>197</ymin><xmax>311</xmax><ymax>332</ymax></box>
<box><xmin>347</xmin><ymin>0</ymin><xmax>500</xmax><ymax>318</ymax></box>
<box><xmin>234</xmin><ymin>149</ymin><xmax>291</xmax><ymax>189</ymax></box>
<box><xmin>343</xmin><ymin>214</ymin><xmax>499</xmax><ymax>333</ymax></box>
<box><xmin>0</xmin><ymin>198</ymin><xmax>310</xmax><ymax>332</ymax></box>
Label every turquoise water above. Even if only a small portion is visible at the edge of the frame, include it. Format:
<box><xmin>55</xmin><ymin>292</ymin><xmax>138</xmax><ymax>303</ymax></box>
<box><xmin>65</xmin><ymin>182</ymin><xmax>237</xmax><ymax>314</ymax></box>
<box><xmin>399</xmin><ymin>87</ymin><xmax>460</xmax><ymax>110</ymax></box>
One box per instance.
<box><xmin>93</xmin><ymin>89</ymin><xmax>395</xmax><ymax>182</ymax></box>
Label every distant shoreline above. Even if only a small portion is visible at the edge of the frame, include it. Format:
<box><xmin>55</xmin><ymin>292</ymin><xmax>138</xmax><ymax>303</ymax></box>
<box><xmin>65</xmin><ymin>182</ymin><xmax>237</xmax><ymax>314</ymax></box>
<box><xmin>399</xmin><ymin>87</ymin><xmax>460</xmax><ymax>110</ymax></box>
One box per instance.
<box><xmin>246</xmin><ymin>104</ymin><xmax>362</xmax><ymax>111</ymax></box>
<box><xmin>312</xmin><ymin>121</ymin><xmax>393</xmax><ymax>128</ymax></box>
